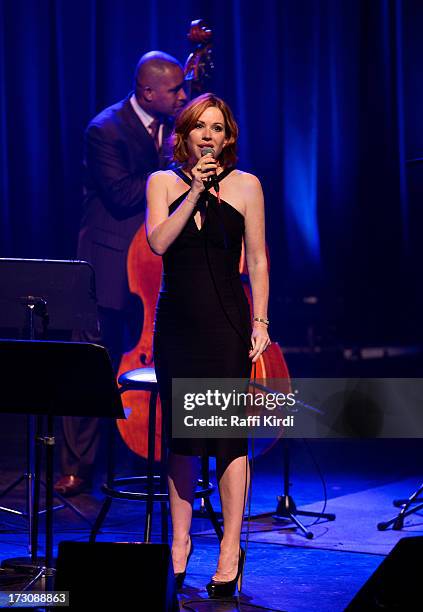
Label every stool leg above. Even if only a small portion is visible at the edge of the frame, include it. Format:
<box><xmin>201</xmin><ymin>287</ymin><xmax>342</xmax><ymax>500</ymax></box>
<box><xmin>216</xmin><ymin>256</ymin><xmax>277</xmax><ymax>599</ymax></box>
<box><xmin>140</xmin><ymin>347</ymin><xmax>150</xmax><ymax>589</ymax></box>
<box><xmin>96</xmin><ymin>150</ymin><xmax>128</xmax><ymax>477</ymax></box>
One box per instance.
<box><xmin>144</xmin><ymin>391</ymin><xmax>157</xmax><ymax>543</ymax></box>
<box><xmin>90</xmin><ymin>497</ymin><xmax>113</xmax><ymax>543</ymax></box>
<box><xmin>106</xmin><ymin>417</ymin><xmax>117</xmax><ymax>488</ymax></box>
<box><xmin>144</xmin><ymin>500</ymin><xmax>153</xmax><ymax>543</ymax></box>
<box><xmin>160</xmin><ymin>434</ymin><xmax>169</xmax><ymax>543</ymax></box>
<box><xmin>200</xmin><ymin>457</ymin><xmax>224</xmax><ymax>541</ymax></box>
<box><xmin>203</xmin><ymin>496</ymin><xmax>224</xmax><ymax>541</ymax></box>
<box><xmin>200</xmin><ymin>456</ymin><xmax>209</xmax><ymax>513</ymax></box>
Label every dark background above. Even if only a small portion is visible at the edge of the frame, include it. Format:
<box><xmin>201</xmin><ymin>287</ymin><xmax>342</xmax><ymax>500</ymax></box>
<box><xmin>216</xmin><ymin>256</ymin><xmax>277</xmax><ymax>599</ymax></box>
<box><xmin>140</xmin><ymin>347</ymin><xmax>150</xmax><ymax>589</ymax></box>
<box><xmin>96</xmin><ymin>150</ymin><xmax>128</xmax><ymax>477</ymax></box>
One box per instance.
<box><xmin>1</xmin><ymin>0</ymin><xmax>422</xmax><ymax>348</ymax></box>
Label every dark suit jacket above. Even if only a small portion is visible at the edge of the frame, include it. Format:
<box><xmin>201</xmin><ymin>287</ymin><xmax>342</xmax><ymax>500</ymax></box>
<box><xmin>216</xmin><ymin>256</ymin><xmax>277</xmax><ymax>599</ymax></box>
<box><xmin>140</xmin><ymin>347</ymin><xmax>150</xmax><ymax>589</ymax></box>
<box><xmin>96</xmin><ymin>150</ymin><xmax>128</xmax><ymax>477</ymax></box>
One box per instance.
<box><xmin>78</xmin><ymin>94</ymin><xmax>173</xmax><ymax>310</ymax></box>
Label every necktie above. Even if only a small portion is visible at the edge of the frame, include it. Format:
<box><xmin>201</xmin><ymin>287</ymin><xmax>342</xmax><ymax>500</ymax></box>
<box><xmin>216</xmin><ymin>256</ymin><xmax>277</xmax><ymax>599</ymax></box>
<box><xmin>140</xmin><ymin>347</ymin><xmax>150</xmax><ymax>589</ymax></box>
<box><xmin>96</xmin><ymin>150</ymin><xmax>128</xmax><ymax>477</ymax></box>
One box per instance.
<box><xmin>149</xmin><ymin>119</ymin><xmax>161</xmax><ymax>152</ymax></box>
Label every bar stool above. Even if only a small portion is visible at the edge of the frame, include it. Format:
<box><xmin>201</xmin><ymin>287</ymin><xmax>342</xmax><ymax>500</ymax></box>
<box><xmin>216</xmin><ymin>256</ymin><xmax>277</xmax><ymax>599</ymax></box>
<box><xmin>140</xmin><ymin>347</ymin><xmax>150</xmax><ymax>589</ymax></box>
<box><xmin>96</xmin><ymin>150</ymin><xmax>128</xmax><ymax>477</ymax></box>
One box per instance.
<box><xmin>90</xmin><ymin>367</ymin><xmax>223</xmax><ymax>543</ymax></box>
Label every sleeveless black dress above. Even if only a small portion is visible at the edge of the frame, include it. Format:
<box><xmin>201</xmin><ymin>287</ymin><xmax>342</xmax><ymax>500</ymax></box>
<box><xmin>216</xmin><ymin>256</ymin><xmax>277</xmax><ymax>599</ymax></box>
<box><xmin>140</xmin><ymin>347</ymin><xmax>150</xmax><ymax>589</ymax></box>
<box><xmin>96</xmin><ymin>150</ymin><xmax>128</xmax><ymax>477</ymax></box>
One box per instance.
<box><xmin>153</xmin><ymin>168</ymin><xmax>252</xmax><ymax>460</ymax></box>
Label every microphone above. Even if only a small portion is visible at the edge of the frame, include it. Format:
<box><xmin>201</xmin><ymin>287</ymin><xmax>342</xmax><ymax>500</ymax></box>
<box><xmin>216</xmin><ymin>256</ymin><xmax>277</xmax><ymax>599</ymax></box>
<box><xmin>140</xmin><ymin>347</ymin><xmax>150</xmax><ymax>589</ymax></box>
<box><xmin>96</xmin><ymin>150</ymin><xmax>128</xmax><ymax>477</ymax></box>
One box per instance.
<box><xmin>201</xmin><ymin>146</ymin><xmax>220</xmax><ymax>197</ymax></box>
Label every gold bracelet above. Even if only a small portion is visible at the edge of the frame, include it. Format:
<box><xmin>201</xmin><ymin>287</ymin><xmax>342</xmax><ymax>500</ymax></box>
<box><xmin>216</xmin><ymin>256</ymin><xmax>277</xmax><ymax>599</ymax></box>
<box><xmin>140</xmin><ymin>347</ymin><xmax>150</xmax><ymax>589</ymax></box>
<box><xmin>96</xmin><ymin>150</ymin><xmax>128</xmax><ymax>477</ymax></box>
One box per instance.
<box><xmin>253</xmin><ymin>316</ymin><xmax>269</xmax><ymax>326</ymax></box>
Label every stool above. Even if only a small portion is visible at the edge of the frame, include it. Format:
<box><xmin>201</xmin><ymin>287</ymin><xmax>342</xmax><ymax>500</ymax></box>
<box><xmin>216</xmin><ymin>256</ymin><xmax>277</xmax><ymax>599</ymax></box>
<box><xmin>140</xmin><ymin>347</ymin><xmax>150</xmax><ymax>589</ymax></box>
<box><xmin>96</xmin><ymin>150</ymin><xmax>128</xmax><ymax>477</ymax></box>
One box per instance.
<box><xmin>90</xmin><ymin>367</ymin><xmax>222</xmax><ymax>544</ymax></box>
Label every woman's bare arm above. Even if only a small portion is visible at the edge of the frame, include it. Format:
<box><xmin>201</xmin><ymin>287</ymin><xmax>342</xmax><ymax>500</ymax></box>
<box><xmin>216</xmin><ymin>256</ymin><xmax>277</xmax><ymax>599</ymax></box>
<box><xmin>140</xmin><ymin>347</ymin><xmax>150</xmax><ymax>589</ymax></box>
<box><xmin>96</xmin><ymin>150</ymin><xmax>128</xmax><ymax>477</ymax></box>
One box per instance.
<box><xmin>146</xmin><ymin>172</ymin><xmax>200</xmax><ymax>255</ymax></box>
<box><xmin>243</xmin><ymin>173</ymin><xmax>271</xmax><ymax>361</ymax></box>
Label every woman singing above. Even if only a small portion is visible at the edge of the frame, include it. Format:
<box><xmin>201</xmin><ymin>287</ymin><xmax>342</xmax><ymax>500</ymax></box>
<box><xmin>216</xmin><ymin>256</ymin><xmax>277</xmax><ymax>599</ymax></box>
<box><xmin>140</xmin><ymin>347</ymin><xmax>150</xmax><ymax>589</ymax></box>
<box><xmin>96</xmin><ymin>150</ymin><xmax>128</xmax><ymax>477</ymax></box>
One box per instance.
<box><xmin>146</xmin><ymin>93</ymin><xmax>270</xmax><ymax>597</ymax></box>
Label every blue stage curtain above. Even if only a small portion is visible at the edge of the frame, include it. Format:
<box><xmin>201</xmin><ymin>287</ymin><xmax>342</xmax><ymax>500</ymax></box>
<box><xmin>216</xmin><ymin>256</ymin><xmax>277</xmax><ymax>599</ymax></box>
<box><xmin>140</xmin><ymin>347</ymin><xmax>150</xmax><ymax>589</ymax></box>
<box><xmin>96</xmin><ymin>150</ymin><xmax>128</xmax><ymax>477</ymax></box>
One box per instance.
<box><xmin>0</xmin><ymin>0</ymin><xmax>421</xmax><ymax>343</ymax></box>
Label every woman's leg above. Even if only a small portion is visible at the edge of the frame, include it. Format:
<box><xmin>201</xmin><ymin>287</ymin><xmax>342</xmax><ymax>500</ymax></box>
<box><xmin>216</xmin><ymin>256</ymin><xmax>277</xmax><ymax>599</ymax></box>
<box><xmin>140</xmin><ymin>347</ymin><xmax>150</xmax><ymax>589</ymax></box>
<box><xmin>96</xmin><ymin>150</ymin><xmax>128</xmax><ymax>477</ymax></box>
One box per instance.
<box><xmin>167</xmin><ymin>452</ymin><xmax>200</xmax><ymax>572</ymax></box>
<box><xmin>213</xmin><ymin>454</ymin><xmax>250</xmax><ymax>580</ymax></box>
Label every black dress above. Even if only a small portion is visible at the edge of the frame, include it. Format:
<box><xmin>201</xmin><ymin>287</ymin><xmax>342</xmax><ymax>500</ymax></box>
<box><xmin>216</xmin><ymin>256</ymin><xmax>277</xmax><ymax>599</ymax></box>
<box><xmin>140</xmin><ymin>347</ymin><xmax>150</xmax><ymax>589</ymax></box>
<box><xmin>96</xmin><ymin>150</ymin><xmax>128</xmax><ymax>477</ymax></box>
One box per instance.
<box><xmin>153</xmin><ymin>168</ymin><xmax>252</xmax><ymax>460</ymax></box>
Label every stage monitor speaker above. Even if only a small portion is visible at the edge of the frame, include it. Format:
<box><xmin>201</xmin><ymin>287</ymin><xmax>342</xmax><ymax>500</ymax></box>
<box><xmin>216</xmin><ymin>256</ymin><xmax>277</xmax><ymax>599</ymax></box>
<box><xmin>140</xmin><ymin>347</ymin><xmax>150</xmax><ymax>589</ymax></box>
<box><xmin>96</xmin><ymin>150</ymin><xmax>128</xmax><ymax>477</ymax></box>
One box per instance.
<box><xmin>346</xmin><ymin>536</ymin><xmax>422</xmax><ymax>610</ymax></box>
<box><xmin>55</xmin><ymin>541</ymin><xmax>178</xmax><ymax>611</ymax></box>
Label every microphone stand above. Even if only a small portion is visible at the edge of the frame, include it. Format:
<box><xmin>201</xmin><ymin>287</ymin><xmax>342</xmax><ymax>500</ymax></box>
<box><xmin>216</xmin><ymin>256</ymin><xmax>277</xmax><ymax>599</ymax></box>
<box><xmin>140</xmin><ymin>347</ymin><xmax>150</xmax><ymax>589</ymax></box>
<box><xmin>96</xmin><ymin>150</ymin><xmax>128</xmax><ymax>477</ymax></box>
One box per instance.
<box><xmin>250</xmin><ymin>381</ymin><xmax>336</xmax><ymax>538</ymax></box>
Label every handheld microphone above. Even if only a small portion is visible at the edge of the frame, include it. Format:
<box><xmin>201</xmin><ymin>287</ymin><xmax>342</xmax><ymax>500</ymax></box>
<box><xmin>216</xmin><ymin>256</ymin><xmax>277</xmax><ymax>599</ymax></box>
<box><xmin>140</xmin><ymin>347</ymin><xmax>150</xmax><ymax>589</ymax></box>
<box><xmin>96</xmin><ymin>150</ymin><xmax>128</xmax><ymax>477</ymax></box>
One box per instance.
<box><xmin>201</xmin><ymin>146</ymin><xmax>220</xmax><ymax>197</ymax></box>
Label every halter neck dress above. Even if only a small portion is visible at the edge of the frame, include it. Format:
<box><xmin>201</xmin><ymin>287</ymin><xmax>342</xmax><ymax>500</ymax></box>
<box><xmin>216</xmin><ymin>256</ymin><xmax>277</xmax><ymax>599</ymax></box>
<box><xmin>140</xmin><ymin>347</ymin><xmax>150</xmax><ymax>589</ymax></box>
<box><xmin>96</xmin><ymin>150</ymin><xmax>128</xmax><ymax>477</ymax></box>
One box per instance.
<box><xmin>153</xmin><ymin>168</ymin><xmax>251</xmax><ymax>459</ymax></box>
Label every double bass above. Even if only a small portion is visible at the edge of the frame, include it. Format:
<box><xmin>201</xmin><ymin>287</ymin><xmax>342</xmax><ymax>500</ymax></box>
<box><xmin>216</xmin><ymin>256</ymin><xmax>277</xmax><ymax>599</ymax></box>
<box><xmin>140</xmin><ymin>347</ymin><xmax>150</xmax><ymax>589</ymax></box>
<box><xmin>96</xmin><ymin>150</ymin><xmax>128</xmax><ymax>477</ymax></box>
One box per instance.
<box><xmin>116</xmin><ymin>20</ymin><xmax>290</xmax><ymax>461</ymax></box>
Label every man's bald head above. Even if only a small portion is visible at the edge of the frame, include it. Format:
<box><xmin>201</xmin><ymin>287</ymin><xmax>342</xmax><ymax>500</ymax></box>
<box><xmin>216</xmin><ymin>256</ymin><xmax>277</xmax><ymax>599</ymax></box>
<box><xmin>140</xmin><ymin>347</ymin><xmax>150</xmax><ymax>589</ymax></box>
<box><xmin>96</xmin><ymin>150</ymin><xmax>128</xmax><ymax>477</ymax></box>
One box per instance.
<box><xmin>134</xmin><ymin>51</ymin><xmax>187</xmax><ymax>118</ymax></box>
<box><xmin>135</xmin><ymin>51</ymin><xmax>182</xmax><ymax>91</ymax></box>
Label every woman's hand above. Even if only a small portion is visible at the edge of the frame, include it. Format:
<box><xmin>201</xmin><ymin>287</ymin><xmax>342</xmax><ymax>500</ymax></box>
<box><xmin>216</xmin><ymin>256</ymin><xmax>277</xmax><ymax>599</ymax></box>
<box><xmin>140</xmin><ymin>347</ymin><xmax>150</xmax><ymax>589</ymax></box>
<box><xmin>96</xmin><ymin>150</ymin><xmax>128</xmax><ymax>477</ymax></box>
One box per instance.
<box><xmin>249</xmin><ymin>322</ymin><xmax>271</xmax><ymax>363</ymax></box>
<box><xmin>190</xmin><ymin>153</ymin><xmax>218</xmax><ymax>195</ymax></box>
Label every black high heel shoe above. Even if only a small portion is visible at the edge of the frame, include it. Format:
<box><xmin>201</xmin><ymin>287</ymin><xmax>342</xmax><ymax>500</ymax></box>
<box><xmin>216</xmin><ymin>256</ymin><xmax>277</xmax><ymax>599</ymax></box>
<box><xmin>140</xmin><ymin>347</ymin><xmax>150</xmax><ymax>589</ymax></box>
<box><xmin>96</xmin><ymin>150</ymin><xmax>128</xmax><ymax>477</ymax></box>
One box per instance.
<box><xmin>206</xmin><ymin>547</ymin><xmax>245</xmax><ymax>599</ymax></box>
<box><xmin>174</xmin><ymin>537</ymin><xmax>194</xmax><ymax>590</ymax></box>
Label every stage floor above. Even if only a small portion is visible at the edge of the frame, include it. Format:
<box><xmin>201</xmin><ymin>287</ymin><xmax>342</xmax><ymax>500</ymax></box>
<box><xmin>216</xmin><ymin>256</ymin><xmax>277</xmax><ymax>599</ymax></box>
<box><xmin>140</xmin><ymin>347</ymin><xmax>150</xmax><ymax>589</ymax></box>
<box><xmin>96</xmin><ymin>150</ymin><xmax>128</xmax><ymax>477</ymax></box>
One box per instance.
<box><xmin>1</xmin><ymin>421</ymin><xmax>423</xmax><ymax>611</ymax></box>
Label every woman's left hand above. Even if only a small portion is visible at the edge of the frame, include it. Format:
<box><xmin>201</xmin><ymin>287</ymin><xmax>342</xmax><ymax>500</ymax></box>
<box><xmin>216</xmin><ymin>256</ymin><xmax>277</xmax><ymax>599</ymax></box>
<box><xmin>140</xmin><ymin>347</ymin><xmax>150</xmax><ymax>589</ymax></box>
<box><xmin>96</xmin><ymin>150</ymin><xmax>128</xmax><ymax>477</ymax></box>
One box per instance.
<box><xmin>249</xmin><ymin>323</ymin><xmax>271</xmax><ymax>363</ymax></box>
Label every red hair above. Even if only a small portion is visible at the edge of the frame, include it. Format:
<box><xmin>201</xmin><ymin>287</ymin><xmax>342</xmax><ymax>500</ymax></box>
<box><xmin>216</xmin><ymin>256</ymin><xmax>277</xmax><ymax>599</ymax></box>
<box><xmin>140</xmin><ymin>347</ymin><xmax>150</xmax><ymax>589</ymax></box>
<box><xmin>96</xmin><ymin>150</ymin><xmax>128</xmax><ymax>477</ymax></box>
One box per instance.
<box><xmin>172</xmin><ymin>93</ymin><xmax>238</xmax><ymax>167</ymax></box>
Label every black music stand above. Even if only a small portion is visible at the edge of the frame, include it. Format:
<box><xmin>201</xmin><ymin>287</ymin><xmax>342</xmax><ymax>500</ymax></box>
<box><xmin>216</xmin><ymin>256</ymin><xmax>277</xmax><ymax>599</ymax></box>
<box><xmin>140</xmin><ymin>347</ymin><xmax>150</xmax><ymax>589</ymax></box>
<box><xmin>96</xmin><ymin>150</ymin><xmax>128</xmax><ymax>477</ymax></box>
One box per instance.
<box><xmin>0</xmin><ymin>339</ymin><xmax>125</xmax><ymax>593</ymax></box>
<box><xmin>0</xmin><ymin>258</ymin><xmax>99</xmax><ymax>568</ymax></box>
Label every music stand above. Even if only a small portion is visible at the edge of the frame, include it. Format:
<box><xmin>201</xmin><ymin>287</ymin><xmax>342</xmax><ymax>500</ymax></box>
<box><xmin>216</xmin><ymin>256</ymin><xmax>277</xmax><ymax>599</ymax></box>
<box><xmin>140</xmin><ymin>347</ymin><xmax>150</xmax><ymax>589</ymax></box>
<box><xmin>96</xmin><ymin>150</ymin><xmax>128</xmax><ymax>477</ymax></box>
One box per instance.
<box><xmin>0</xmin><ymin>339</ymin><xmax>125</xmax><ymax>593</ymax></box>
<box><xmin>0</xmin><ymin>258</ymin><xmax>99</xmax><ymax>567</ymax></box>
